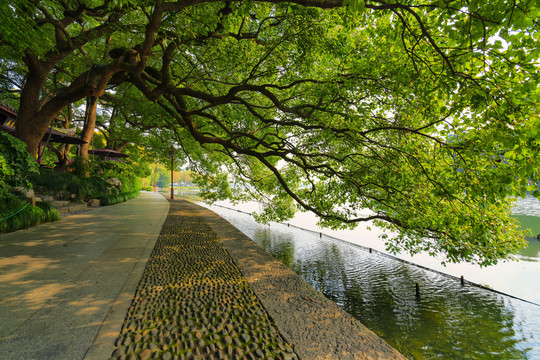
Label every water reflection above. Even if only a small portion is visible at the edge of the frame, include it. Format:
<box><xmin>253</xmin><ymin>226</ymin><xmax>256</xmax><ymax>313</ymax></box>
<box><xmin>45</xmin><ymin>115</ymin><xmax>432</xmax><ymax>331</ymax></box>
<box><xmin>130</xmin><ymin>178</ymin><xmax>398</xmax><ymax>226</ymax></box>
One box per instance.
<box><xmin>513</xmin><ymin>208</ymin><xmax>540</xmax><ymax>261</ymax></box>
<box><xmin>255</xmin><ymin>228</ymin><xmax>295</xmax><ymax>267</ymax></box>
<box><xmin>518</xmin><ymin>239</ymin><xmax>540</xmax><ymax>261</ymax></box>
<box><xmin>513</xmin><ymin>196</ymin><xmax>540</xmax><ymax>217</ymax></box>
<box><xmin>214</xmin><ymin>208</ymin><xmax>540</xmax><ymax>360</ymax></box>
<box><xmin>174</xmin><ymin>189</ymin><xmax>201</xmax><ymax>202</ymax></box>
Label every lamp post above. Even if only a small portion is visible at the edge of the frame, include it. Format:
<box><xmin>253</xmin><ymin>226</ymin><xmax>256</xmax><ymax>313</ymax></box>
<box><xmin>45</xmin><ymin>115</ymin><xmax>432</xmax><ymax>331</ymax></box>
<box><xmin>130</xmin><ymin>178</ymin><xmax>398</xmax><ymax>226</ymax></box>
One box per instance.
<box><xmin>169</xmin><ymin>146</ymin><xmax>175</xmax><ymax>200</ymax></box>
<box><xmin>153</xmin><ymin>166</ymin><xmax>158</xmax><ymax>192</ymax></box>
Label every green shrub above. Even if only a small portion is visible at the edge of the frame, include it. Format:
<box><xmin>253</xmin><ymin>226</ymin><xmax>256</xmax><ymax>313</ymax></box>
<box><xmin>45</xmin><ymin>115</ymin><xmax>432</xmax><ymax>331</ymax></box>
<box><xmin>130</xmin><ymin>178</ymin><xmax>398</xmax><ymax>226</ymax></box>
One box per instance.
<box><xmin>87</xmin><ymin>176</ymin><xmax>115</xmax><ymax>194</ymax></box>
<box><xmin>72</xmin><ymin>155</ymin><xmax>90</xmax><ymax>178</ymax></box>
<box><xmin>0</xmin><ymin>192</ymin><xmax>25</xmax><ymax>215</ymax></box>
<box><xmin>118</xmin><ymin>175</ymin><xmax>141</xmax><ymax>193</ymax></box>
<box><xmin>95</xmin><ymin>160</ymin><xmax>149</xmax><ymax>179</ymax></box>
<box><xmin>0</xmin><ymin>132</ymin><xmax>39</xmax><ymax>203</ymax></box>
<box><xmin>28</xmin><ymin>153</ymin><xmax>143</xmax><ymax>205</ymax></box>
<box><xmin>0</xmin><ymin>132</ymin><xmax>39</xmax><ymax>189</ymax></box>
<box><xmin>30</xmin><ymin>169</ymin><xmax>115</xmax><ymax>200</ymax></box>
<box><xmin>36</xmin><ymin>201</ymin><xmax>61</xmax><ymax>222</ymax></box>
<box><xmin>141</xmin><ymin>185</ymin><xmax>154</xmax><ymax>191</ymax></box>
<box><xmin>94</xmin><ymin>161</ymin><xmax>142</xmax><ymax>193</ymax></box>
<box><xmin>0</xmin><ymin>200</ymin><xmax>60</xmax><ymax>234</ymax></box>
<box><xmin>97</xmin><ymin>190</ymin><xmax>140</xmax><ymax>206</ymax></box>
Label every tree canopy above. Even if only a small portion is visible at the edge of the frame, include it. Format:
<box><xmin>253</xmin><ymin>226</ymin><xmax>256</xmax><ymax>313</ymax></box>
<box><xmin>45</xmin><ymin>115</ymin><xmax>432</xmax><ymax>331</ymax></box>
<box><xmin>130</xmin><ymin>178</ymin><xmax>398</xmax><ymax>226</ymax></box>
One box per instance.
<box><xmin>0</xmin><ymin>0</ymin><xmax>538</xmax><ymax>265</ymax></box>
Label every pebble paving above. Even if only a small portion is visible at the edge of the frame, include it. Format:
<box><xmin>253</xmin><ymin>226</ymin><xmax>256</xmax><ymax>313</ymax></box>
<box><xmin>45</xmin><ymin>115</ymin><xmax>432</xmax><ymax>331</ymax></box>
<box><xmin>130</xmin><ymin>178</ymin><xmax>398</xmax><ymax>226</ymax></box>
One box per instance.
<box><xmin>109</xmin><ymin>200</ymin><xmax>298</xmax><ymax>360</ymax></box>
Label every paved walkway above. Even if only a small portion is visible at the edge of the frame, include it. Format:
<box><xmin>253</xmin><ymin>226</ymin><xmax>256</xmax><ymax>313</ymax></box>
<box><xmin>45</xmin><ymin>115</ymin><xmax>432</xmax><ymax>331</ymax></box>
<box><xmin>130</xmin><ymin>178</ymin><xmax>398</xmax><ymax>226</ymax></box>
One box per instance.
<box><xmin>0</xmin><ymin>192</ymin><xmax>405</xmax><ymax>360</ymax></box>
<box><xmin>0</xmin><ymin>191</ymin><xmax>169</xmax><ymax>360</ymax></box>
<box><xmin>107</xmin><ymin>198</ymin><xmax>298</xmax><ymax>360</ymax></box>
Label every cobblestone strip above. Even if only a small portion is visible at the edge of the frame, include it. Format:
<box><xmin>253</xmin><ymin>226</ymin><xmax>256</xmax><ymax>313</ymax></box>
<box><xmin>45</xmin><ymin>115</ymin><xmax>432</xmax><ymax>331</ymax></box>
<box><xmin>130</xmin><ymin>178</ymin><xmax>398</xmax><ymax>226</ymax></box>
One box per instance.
<box><xmin>109</xmin><ymin>200</ymin><xmax>298</xmax><ymax>360</ymax></box>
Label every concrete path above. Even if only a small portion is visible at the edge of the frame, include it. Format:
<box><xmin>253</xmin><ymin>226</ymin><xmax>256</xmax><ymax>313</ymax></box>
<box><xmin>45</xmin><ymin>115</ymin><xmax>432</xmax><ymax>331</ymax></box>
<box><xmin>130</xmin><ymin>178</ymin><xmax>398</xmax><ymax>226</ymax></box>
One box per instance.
<box><xmin>0</xmin><ymin>191</ymin><xmax>169</xmax><ymax>360</ymax></box>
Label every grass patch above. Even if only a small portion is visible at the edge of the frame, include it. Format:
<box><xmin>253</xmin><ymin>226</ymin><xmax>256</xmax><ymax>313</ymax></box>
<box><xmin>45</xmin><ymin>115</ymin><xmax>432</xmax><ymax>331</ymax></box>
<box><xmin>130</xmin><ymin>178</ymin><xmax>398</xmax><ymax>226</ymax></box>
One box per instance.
<box><xmin>0</xmin><ymin>199</ymin><xmax>60</xmax><ymax>234</ymax></box>
<box><xmin>97</xmin><ymin>190</ymin><xmax>140</xmax><ymax>206</ymax></box>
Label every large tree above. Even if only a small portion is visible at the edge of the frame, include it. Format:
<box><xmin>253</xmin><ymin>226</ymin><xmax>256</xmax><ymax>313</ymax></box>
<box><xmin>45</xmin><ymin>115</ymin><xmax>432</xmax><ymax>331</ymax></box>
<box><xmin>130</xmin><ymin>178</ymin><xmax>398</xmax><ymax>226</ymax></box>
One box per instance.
<box><xmin>1</xmin><ymin>0</ymin><xmax>538</xmax><ymax>265</ymax></box>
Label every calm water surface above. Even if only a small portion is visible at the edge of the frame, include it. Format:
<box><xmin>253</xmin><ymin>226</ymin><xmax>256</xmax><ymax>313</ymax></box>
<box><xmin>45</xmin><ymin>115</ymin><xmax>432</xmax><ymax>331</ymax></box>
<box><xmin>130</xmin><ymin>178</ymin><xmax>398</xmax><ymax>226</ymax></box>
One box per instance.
<box><xmin>202</xmin><ymin>197</ymin><xmax>540</xmax><ymax>360</ymax></box>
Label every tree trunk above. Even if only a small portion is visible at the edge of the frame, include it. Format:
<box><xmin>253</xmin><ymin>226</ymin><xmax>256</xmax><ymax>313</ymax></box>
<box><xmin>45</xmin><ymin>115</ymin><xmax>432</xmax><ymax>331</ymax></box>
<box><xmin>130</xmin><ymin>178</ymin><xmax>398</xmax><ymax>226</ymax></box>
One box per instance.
<box><xmin>15</xmin><ymin>53</ymin><xmax>131</xmax><ymax>158</ymax></box>
<box><xmin>61</xmin><ymin>104</ymin><xmax>73</xmax><ymax>166</ymax></box>
<box><xmin>52</xmin><ymin>105</ymin><xmax>73</xmax><ymax>168</ymax></box>
<box><xmin>15</xmin><ymin>69</ymin><xmax>50</xmax><ymax>157</ymax></box>
<box><xmin>79</xmin><ymin>96</ymin><xmax>99</xmax><ymax>159</ymax></box>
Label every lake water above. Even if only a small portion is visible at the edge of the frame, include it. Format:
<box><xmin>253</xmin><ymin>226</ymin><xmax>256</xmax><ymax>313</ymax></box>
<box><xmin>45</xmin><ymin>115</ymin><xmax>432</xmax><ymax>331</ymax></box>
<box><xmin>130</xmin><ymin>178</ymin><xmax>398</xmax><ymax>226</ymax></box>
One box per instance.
<box><xmin>197</xmin><ymin>195</ymin><xmax>540</xmax><ymax>360</ymax></box>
